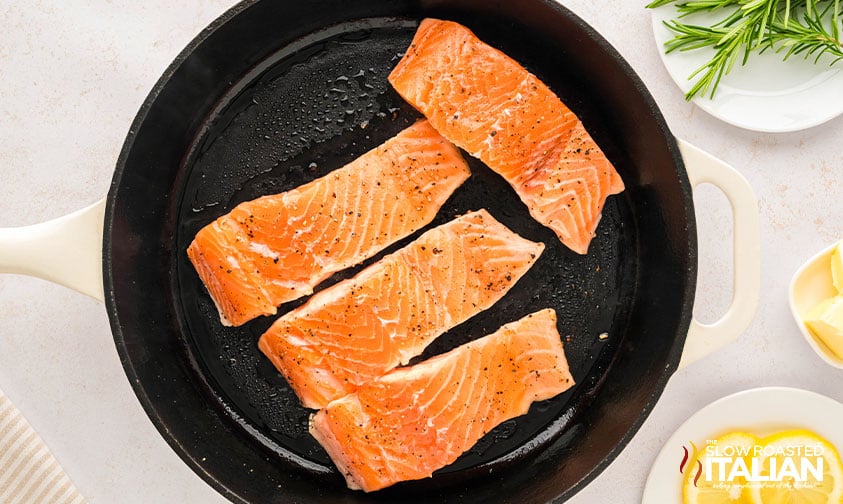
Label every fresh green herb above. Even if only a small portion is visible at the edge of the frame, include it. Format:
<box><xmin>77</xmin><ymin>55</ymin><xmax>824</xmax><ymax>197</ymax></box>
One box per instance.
<box><xmin>647</xmin><ymin>0</ymin><xmax>843</xmax><ymax>100</ymax></box>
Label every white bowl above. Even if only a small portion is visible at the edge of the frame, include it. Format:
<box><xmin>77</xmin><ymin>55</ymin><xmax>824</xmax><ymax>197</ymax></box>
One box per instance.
<box><xmin>789</xmin><ymin>241</ymin><xmax>843</xmax><ymax>369</ymax></box>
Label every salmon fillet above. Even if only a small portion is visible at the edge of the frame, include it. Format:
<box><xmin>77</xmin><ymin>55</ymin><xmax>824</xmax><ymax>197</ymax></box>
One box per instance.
<box><xmin>310</xmin><ymin>308</ymin><xmax>573</xmax><ymax>492</ymax></box>
<box><xmin>187</xmin><ymin>120</ymin><xmax>470</xmax><ymax>326</ymax></box>
<box><xmin>389</xmin><ymin>19</ymin><xmax>625</xmax><ymax>254</ymax></box>
<box><xmin>258</xmin><ymin>210</ymin><xmax>544</xmax><ymax>409</ymax></box>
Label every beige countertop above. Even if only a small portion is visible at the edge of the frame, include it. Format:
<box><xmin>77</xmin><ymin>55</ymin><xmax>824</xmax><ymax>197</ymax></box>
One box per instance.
<box><xmin>1</xmin><ymin>1</ymin><xmax>841</xmax><ymax>502</ymax></box>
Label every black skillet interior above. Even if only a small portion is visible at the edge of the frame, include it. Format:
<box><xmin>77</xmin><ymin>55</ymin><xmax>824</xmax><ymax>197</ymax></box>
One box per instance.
<box><xmin>105</xmin><ymin>1</ymin><xmax>695</xmax><ymax>503</ymax></box>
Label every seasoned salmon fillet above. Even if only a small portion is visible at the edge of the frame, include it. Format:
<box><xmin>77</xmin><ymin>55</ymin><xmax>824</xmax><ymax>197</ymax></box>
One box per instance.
<box><xmin>258</xmin><ymin>210</ymin><xmax>544</xmax><ymax>409</ymax></box>
<box><xmin>187</xmin><ymin>120</ymin><xmax>470</xmax><ymax>326</ymax></box>
<box><xmin>389</xmin><ymin>19</ymin><xmax>624</xmax><ymax>254</ymax></box>
<box><xmin>310</xmin><ymin>308</ymin><xmax>574</xmax><ymax>492</ymax></box>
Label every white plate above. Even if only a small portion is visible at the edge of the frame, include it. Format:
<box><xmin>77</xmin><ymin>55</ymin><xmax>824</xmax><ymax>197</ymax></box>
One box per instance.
<box><xmin>651</xmin><ymin>6</ymin><xmax>843</xmax><ymax>132</ymax></box>
<box><xmin>642</xmin><ymin>387</ymin><xmax>843</xmax><ymax>503</ymax></box>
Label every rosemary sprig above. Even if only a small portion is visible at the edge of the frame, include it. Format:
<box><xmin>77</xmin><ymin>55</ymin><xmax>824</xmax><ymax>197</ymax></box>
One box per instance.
<box><xmin>647</xmin><ymin>0</ymin><xmax>843</xmax><ymax>100</ymax></box>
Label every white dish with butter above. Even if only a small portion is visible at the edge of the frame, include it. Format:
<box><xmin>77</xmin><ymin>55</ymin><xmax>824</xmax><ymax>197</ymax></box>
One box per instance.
<box><xmin>789</xmin><ymin>240</ymin><xmax>843</xmax><ymax>368</ymax></box>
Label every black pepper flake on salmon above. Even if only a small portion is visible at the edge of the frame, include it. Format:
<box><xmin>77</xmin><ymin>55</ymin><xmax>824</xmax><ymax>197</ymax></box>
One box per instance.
<box><xmin>309</xmin><ymin>309</ymin><xmax>573</xmax><ymax>493</ymax></box>
<box><xmin>186</xmin><ymin>120</ymin><xmax>469</xmax><ymax>327</ymax></box>
<box><xmin>257</xmin><ymin>210</ymin><xmax>544</xmax><ymax>410</ymax></box>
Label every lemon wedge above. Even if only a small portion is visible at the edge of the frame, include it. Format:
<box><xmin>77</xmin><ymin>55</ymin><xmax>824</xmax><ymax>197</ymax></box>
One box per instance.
<box><xmin>684</xmin><ymin>431</ymin><xmax>759</xmax><ymax>504</ymax></box>
<box><xmin>747</xmin><ymin>429</ymin><xmax>843</xmax><ymax>504</ymax></box>
<box><xmin>805</xmin><ymin>296</ymin><xmax>843</xmax><ymax>360</ymax></box>
<box><xmin>831</xmin><ymin>241</ymin><xmax>843</xmax><ymax>294</ymax></box>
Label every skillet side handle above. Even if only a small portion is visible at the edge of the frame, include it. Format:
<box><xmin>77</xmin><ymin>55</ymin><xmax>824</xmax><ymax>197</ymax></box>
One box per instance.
<box><xmin>675</xmin><ymin>139</ymin><xmax>760</xmax><ymax>370</ymax></box>
<box><xmin>0</xmin><ymin>198</ymin><xmax>106</xmax><ymax>302</ymax></box>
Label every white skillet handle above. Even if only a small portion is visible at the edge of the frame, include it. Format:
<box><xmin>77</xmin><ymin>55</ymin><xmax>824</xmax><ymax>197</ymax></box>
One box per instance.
<box><xmin>676</xmin><ymin>139</ymin><xmax>760</xmax><ymax>369</ymax></box>
<box><xmin>0</xmin><ymin>198</ymin><xmax>106</xmax><ymax>302</ymax></box>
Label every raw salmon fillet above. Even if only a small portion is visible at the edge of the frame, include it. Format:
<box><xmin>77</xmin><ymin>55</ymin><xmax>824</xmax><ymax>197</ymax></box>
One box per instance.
<box><xmin>310</xmin><ymin>308</ymin><xmax>573</xmax><ymax>492</ymax></box>
<box><xmin>258</xmin><ymin>210</ymin><xmax>544</xmax><ymax>409</ymax></box>
<box><xmin>389</xmin><ymin>19</ymin><xmax>625</xmax><ymax>254</ymax></box>
<box><xmin>187</xmin><ymin>120</ymin><xmax>470</xmax><ymax>326</ymax></box>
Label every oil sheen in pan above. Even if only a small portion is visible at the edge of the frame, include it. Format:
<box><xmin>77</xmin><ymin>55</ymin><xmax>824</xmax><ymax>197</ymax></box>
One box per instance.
<box><xmin>173</xmin><ymin>17</ymin><xmax>637</xmax><ymax>489</ymax></box>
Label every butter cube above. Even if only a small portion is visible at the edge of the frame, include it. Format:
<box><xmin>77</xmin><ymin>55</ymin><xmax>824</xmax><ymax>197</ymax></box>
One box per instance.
<box><xmin>805</xmin><ymin>295</ymin><xmax>843</xmax><ymax>360</ymax></box>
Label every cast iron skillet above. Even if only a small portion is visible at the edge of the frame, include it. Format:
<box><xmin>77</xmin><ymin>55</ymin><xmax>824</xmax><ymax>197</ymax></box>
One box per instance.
<box><xmin>105</xmin><ymin>0</ymin><xmax>695</xmax><ymax>502</ymax></box>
